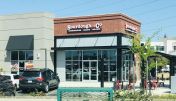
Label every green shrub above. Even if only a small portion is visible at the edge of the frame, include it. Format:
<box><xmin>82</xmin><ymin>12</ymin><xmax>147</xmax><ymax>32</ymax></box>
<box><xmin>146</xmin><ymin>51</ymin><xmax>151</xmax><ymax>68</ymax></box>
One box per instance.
<box><xmin>0</xmin><ymin>91</ymin><xmax>3</xmax><ymax>96</ymax></box>
<box><xmin>152</xmin><ymin>94</ymin><xmax>176</xmax><ymax>99</ymax></box>
<box><xmin>114</xmin><ymin>90</ymin><xmax>152</xmax><ymax>101</ymax></box>
<box><xmin>29</xmin><ymin>91</ymin><xmax>46</xmax><ymax>96</ymax></box>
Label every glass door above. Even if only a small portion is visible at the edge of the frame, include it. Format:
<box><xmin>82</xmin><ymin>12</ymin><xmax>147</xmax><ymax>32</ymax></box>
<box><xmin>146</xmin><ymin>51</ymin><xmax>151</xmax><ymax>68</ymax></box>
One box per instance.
<box><xmin>82</xmin><ymin>61</ymin><xmax>98</xmax><ymax>81</ymax></box>
<box><xmin>83</xmin><ymin>61</ymin><xmax>90</xmax><ymax>80</ymax></box>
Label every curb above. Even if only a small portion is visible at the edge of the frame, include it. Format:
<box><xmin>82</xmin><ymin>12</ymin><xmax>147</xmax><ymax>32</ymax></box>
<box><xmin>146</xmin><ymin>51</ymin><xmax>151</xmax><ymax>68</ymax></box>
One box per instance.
<box><xmin>0</xmin><ymin>96</ymin><xmax>57</xmax><ymax>99</ymax></box>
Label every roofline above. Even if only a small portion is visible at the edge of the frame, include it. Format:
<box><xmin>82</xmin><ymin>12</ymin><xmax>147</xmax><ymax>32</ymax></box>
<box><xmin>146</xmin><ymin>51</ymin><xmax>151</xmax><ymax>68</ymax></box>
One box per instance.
<box><xmin>54</xmin><ymin>13</ymin><xmax>141</xmax><ymax>25</ymax></box>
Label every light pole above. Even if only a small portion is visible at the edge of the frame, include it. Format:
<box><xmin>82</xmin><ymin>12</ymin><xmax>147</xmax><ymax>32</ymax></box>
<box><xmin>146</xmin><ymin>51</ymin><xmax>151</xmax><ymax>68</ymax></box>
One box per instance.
<box><xmin>155</xmin><ymin>58</ymin><xmax>158</xmax><ymax>78</ymax></box>
<box><xmin>40</xmin><ymin>48</ymin><xmax>47</xmax><ymax>69</ymax></box>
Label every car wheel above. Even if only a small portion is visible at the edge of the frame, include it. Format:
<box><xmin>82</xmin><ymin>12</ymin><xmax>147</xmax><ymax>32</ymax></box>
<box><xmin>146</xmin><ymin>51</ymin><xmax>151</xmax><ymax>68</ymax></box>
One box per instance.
<box><xmin>44</xmin><ymin>83</ymin><xmax>49</xmax><ymax>93</ymax></box>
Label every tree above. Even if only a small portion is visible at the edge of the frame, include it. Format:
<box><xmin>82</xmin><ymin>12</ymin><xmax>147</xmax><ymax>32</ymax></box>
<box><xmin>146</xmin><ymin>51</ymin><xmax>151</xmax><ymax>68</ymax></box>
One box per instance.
<box><xmin>130</xmin><ymin>32</ymin><xmax>157</xmax><ymax>91</ymax></box>
<box><xmin>148</xmin><ymin>54</ymin><xmax>169</xmax><ymax>72</ymax></box>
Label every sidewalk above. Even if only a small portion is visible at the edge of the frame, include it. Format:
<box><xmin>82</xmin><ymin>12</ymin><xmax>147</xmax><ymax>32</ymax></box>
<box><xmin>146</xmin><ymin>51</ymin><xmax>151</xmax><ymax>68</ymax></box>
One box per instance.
<box><xmin>137</xmin><ymin>80</ymin><xmax>171</xmax><ymax>95</ymax></box>
<box><xmin>150</xmin><ymin>87</ymin><xmax>171</xmax><ymax>95</ymax></box>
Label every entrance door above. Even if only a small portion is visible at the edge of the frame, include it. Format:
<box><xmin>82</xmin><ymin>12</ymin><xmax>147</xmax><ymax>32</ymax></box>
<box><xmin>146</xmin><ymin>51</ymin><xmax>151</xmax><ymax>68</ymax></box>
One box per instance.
<box><xmin>83</xmin><ymin>61</ymin><xmax>98</xmax><ymax>81</ymax></box>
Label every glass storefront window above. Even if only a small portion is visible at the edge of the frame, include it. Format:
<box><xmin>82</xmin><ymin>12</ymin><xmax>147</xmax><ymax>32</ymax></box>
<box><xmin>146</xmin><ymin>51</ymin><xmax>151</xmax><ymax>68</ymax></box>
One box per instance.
<box><xmin>110</xmin><ymin>72</ymin><xmax>116</xmax><ymax>81</ymax></box>
<box><xmin>26</xmin><ymin>51</ymin><xmax>33</xmax><ymax>60</ymax></box>
<box><xmin>65</xmin><ymin>51</ymin><xmax>72</xmax><ymax>60</ymax></box>
<box><xmin>110</xmin><ymin>61</ymin><xmax>116</xmax><ymax>71</ymax></box>
<box><xmin>19</xmin><ymin>51</ymin><xmax>25</xmax><ymax>60</ymax></box>
<box><xmin>19</xmin><ymin>61</ymin><xmax>25</xmax><ymax>67</ymax></box>
<box><xmin>109</xmin><ymin>50</ymin><xmax>116</xmax><ymax>61</ymax></box>
<box><xmin>104</xmin><ymin>72</ymin><xmax>109</xmax><ymax>81</ymax></box>
<box><xmin>72</xmin><ymin>51</ymin><xmax>80</xmax><ymax>60</ymax></box>
<box><xmin>102</xmin><ymin>50</ymin><xmax>108</xmax><ymax>60</ymax></box>
<box><xmin>66</xmin><ymin>61</ymin><xmax>72</xmax><ymax>73</ymax></box>
<box><xmin>104</xmin><ymin>61</ymin><xmax>109</xmax><ymax>71</ymax></box>
<box><xmin>11</xmin><ymin>51</ymin><xmax>18</xmax><ymax>60</ymax></box>
<box><xmin>121</xmin><ymin>50</ymin><xmax>133</xmax><ymax>82</ymax></box>
<box><xmin>83</xmin><ymin>50</ymin><xmax>97</xmax><ymax>60</ymax></box>
<box><xmin>65</xmin><ymin>49</ymin><xmax>117</xmax><ymax>82</ymax></box>
<box><xmin>11</xmin><ymin>50</ymin><xmax>33</xmax><ymax>74</ymax></box>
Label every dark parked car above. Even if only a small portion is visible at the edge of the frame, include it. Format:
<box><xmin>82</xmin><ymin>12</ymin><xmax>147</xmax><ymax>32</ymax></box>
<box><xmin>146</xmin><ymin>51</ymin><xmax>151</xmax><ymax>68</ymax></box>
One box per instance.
<box><xmin>0</xmin><ymin>75</ymin><xmax>16</xmax><ymax>96</ymax></box>
<box><xmin>19</xmin><ymin>68</ymin><xmax>60</xmax><ymax>93</ymax></box>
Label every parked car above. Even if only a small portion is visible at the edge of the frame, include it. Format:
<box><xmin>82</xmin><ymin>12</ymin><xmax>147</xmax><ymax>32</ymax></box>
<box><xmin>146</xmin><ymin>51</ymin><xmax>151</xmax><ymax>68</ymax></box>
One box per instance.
<box><xmin>1</xmin><ymin>74</ymin><xmax>19</xmax><ymax>90</ymax></box>
<box><xmin>0</xmin><ymin>75</ymin><xmax>16</xmax><ymax>96</ymax></box>
<box><xmin>19</xmin><ymin>68</ymin><xmax>60</xmax><ymax>93</ymax></box>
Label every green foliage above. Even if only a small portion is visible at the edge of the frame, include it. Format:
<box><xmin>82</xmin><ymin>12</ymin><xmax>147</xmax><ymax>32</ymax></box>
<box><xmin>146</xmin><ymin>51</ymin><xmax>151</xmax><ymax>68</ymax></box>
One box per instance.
<box><xmin>0</xmin><ymin>67</ymin><xmax>3</xmax><ymax>72</ymax></box>
<box><xmin>0</xmin><ymin>91</ymin><xmax>3</xmax><ymax>96</ymax></box>
<box><xmin>114</xmin><ymin>90</ymin><xmax>152</xmax><ymax>101</ymax></box>
<box><xmin>29</xmin><ymin>91</ymin><xmax>46</xmax><ymax>96</ymax></box>
<box><xmin>148</xmin><ymin>54</ymin><xmax>169</xmax><ymax>71</ymax></box>
<box><xmin>152</xmin><ymin>94</ymin><xmax>176</xmax><ymax>99</ymax></box>
<box><xmin>130</xmin><ymin>33</ymin><xmax>157</xmax><ymax>61</ymax></box>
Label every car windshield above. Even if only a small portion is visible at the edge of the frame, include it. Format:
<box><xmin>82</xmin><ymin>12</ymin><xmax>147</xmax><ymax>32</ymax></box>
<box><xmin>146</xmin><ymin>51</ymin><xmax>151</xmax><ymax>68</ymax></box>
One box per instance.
<box><xmin>22</xmin><ymin>71</ymin><xmax>40</xmax><ymax>77</ymax></box>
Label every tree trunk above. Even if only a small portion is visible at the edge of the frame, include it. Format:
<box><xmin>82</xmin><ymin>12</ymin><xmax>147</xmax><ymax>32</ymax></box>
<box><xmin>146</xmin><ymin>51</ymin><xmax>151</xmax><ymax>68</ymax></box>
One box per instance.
<box><xmin>141</xmin><ymin>58</ymin><xmax>146</xmax><ymax>92</ymax></box>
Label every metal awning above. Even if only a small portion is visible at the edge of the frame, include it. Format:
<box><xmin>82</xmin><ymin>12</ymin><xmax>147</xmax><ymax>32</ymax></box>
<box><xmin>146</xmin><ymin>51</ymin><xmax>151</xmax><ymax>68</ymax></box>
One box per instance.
<box><xmin>6</xmin><ymin>35</ymin><xmax>34</xmax><ymax>50</ymax></box>
<box><xmin>56</xmin><ymin>36</ymin><xmax>117</xmax><ymax>48</ymax></box>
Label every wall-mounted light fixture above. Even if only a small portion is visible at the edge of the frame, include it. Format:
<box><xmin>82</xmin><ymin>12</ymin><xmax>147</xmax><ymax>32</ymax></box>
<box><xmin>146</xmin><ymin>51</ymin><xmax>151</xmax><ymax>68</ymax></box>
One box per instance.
<box><xmin>37</xmin><ymin>53</ymin><xmax>40</xmax><ymax>59</ymax></box>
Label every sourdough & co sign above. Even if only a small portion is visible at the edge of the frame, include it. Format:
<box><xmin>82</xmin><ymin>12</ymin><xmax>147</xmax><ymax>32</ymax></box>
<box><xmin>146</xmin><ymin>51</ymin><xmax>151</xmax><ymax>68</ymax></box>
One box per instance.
<box><xmin>67</xmin><ymin>23</ymin><xmax>102</xmax><ymax>33</ymax></box>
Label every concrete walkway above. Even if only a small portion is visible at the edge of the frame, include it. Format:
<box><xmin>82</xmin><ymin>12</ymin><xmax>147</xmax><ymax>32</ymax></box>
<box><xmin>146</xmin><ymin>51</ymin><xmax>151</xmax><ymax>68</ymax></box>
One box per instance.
<box><xmin>0</xmin><ymin>96</ymin><xmax>57</xmax><ymax>101</ymax></box>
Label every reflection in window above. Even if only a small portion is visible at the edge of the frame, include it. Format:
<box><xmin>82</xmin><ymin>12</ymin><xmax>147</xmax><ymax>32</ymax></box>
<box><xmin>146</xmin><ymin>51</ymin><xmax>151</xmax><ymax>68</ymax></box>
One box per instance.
<box><xmin>72</xmin><ymin>51</ymin><xmax>79</xmax><ymax>60</ymax></box>
<box><xmin>102</xmin><ymin>50</ymin><xmax>108</xmax><ymax>60</ymax></box>
<box><xmin>65</xmin><ymin>49</ymin><xmax>117</xmax><ymax>82</ymax></box>
<box><xmin>26</xmin><ymin>51</ymin><xmax>33</xmax><ymax>60</ymax></box>
<box><xmin>110</xmin><ymin>61</ymin><xmax>116</xmax><ymax>71</ymax></box>
<box><xmin>65</xmin><ymin>51</ymin><xmax>72</xmax><ymax>60</ymax></box>
<box><xmin>122</xmin><ymin>49</ymin><xmax>133</xmax><ymax>82</ymax></box>
<box><xmin>109</xmin><ymin>50</ymin><xmax>116</xmax><ymax>61</ymax></box>
<box><xmin>83</xmin><ymin>50</ymin><xmax>97</xmax><ymax>60</ymax></box>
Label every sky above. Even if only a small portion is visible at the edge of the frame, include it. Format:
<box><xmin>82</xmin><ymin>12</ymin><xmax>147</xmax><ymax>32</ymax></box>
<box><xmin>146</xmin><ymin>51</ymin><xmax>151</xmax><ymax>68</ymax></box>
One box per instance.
<box><xmin>0</xmin><ymin>0</ymin><xmax>176</xmax><ymax>41</ymax></box>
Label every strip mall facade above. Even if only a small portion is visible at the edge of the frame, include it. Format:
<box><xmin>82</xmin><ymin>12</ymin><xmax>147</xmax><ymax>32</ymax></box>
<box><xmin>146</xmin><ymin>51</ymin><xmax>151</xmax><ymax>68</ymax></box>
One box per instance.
<box><xmin>53</xmin><ymin>13</ymin><xmax>141</xmax><ymax>87</ymax></box>
<box><xmin>0</xmin><ymin>12</ymin><xmax>141</xmax><ymax>87</ymax></box>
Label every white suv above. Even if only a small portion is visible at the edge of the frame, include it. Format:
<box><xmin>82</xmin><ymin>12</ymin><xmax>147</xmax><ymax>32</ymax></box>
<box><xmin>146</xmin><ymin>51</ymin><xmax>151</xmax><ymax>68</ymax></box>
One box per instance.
<box><xmin>2</xmin><ymin>74</ymin><xmax>19</xmax><ymax>90</ymax></box>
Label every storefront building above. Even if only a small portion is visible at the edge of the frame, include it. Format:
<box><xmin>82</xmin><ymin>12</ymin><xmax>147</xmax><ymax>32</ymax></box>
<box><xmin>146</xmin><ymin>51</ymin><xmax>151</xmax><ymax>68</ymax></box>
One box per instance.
<box><xmin>0</xmin><ymin>12</ymin><xmax>54</xmax><ymax>74</ymax></box>
<box><xmin>53</xmin><ymin>14</ymin><xmax>141</xmax><ymax>86</ymax></box>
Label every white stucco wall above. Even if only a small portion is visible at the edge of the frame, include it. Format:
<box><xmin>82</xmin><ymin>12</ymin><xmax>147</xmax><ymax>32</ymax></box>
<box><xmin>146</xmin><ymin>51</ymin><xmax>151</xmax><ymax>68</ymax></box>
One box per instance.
<box><xmin>56</xmin><ymin>50</ymin><xmax>66</xmax><ymax>81</ymax></box>
<box><xmin>149</xmin><ymin>38</ymin><xmax>176</xmax><ymax>54</ymax></box>
<box><xmin>165</xmin><ymin>40</ymin><xmax>176</xmax><ymax>54</ymax></box>
<box><xmin>0</xmin><ymin>12</ymin><xmax>54</xmax><ymax>73</ymax></box>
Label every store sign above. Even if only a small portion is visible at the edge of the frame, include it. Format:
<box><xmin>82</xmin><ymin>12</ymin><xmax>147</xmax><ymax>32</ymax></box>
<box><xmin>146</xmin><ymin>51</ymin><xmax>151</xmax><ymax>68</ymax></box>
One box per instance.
<box><xmin>67</xmin><ymin>23</ymin><xmax>102</xmax><ymax>33</ymax></box>
<box><xmin>125</xmin><ymin>24</ymin><xmax>137</xmax><ymax>33</ymax></box>
<box><xmin>25</xmin><ymin>62</ymin><xmax>34</xmax><ymax>69</ymax></box>
<box><xmin>11</xmin><ymin>63</ymin><xmax>18</xmax><ymax>72</ymax></box>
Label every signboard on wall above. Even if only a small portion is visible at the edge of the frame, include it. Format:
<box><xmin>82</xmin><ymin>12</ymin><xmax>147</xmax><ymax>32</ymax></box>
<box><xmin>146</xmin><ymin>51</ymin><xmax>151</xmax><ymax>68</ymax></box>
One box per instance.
<box><xmin>25</xmin><ymin>61</ymin><xmax>34</xmax><ymax>69</ymax></box>
<box><xmin>125</xmin><ymin>24</ymin><xmax>137</xmax><ymax>33</ymax></box>
<box><xmin>11</xmin><ymin>62</ymin><xmax>19</xmax><ymax>73</ymax></box>
<box><xmin>67</xmin><ymin>23</ymin><xmax>102</xmax><ymax>33</ymax></box>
